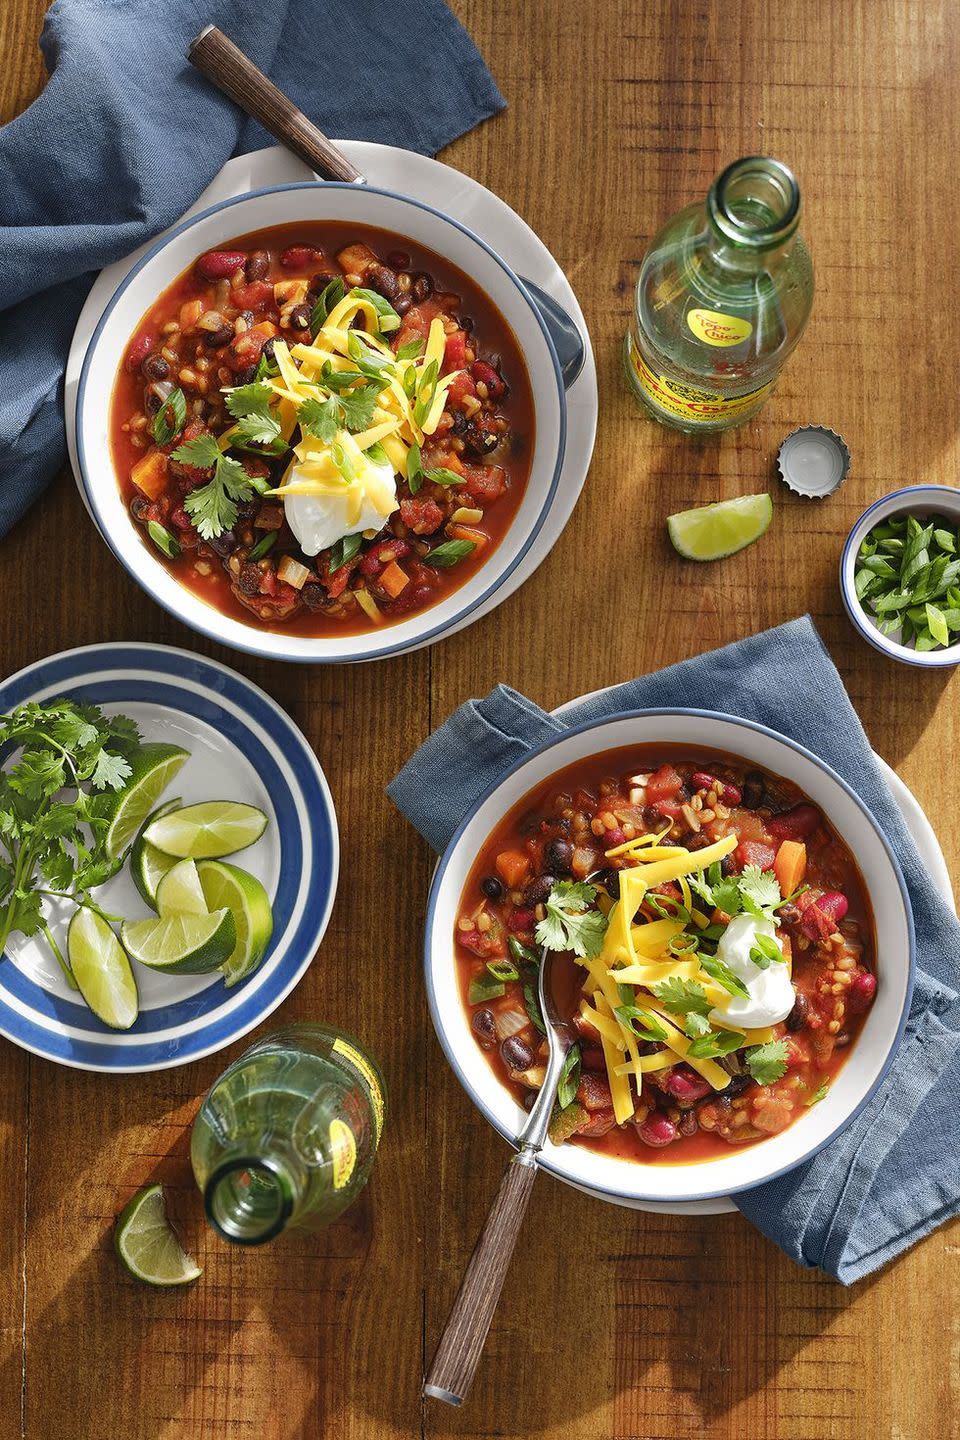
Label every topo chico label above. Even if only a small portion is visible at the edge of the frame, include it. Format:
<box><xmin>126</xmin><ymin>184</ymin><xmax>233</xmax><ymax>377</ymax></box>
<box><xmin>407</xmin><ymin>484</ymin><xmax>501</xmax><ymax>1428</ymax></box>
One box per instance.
<box><xmin>329</xmin><ymin>1118</ymin><xmax>357</xmax><ymax>1190</ymax></box>
<box><xmin>686</xmin><ymin>307</ymin><xmax>753</xmax><ymax>346</ymax></box>
<box><xmin>332</xmin><ymin>1036</ymin><xmax>385</xmax><ymax>1146</ymax></box>
<box><xmin>628</xmin><ymin>337</ymin><xmax>772</xmax><ymax>424</ymax></box>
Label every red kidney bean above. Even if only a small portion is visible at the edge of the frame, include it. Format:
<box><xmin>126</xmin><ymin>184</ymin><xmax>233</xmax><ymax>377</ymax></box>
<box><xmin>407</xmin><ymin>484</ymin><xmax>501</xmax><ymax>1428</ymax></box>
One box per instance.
<box><xmin>721</xmin><ymin>782</ymin><xmax>742</xmax><ymax>805</ymax></box>
<box><xmin>500</xmin><ymin>1035</ymin><xmax>535</xmax><ymax>1073</ymax></box>
<box><xmin>196</xmin><ymin>250</ymin><xmax>247</xmax><ymax>280</ymax></box>
<box><xmin>637</xmin><ymin>1115</ymin><xmax>678</xmax><ymax>1147</ymax></box>
<box><xmin>819</xmin><ymin>892</ymin><xmax>849</xmax><ymax>923</ymax></box>
<box><xmin>848</xmin><ymin>970</ymin><xmax>877</xmax><ymax>1012</ymax></box>
<box><xmin>787</xmin><ymin>993</ymin><xmax>809</xmax><ymax>1030</ymax></box>
<box><xmin>125</xmin><ymin>333</ymin><xmax>155</xmax><ymax>373</ymax></box>
<box><xmin>169</xmin><ymin>506</ymin><xmax>194</xmax><ymax>531</ymax></box>
<box><xmin>386</xmin><ymin>249</ymin><xmax>410</xmax><ymax>269</ymax></box>
<box><xmin>664</xmin><ymin>1066</ymin><xmax>712</xmax><ymax>1104</ymax></box>
<box><xmin>280</xmin><ymin>245</ymin><xmax>317</xmax><ymax>270</ymax></box>
<box><xmin>691</xmin><ymin>771</ymin><xmax>718</xmax><ymax>793</ymax></box>
<box><xmin>767</xmin><ymin>804</ymin><xmax>821</xmax><ymax>842</ymax></box>
<box><xmin>471</xmin><ymin>359</ymin><xmax>506</xmax><ymax>398</ymax></box>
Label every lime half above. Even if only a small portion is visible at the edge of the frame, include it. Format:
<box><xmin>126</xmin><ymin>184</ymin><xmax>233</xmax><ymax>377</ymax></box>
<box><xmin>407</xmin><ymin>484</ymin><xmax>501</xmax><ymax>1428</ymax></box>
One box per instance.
<box><xmin>667</xmin><ymin>493</ymin><xmax>773</xmax><ymax>561</ymax></box>
<box><xmin>115</xmin><ymin>1184</ymin><xmax>201</xmax><ymax>1286</ymax></box>
<box><xmin>121</xmin><ymin>910</ymin><xmax>237</xmax><ymax>974</ymax></box>
<box><xmin>198</xmin><ymin>861</ymin><xmax>274</xmax><ymax>988</ymax></box>
<box><xmin>67</xmin><ymin>908</ymin><xmax>139</xmax><ymax>1030</ymax></box>
<box><xmin>131</xmin><ymin>798</ymin><xmax>182</xmax><ymax>909</ymax></box>
<box><xmin>144</xmin><ymin>801</ymin><xmax>268</xmax><ymax>860</ymax></box>
<box><xmin>156</xmin><ymin>859</ymin><xmax>209</xmax><ymax>918</ymax></box>
<box><xmin>101</xmin><ymin>744</ymin><xmax>190</xmax><ymax>860</ymax></box>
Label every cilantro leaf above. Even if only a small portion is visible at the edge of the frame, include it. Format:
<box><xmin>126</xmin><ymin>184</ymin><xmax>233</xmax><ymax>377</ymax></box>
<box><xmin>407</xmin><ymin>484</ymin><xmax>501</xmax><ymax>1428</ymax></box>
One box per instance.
<box><xmin>687</xmin><ymin>1028</ymin><xmax>745</xmax><ymax>1059</ymax></box>
<box><xmin>806</xmin><ymin>1079</ymin><xmax>829</xmax><ymax>1106</ymax></box>
<box><xmin>651</xmin><ymin>976</ymin><xmax>712</xmax><ymax>1017</ymax></box>
<box><xmin>226</xmin><ymin>382</ymin><xmax>276</xmax><ymax>424</ymax></box>
<box><xmin>171</xmin><ymin>433</ymin><xmax>220</xmax><ymax>471</ymax></box>
<box><xmin>683</xmin><ymin>1010</ymin><xmax>712</xmax><ymax>1040</ymax></box>
<box><xmin>90</xmin><ymin>749</ymin><xmax>133</xmax><ymax>793</ymax></box>
<box><xmin>739</xmin><ymin>864</ymin><xmax>781</xmax><ymax>913</ymax></box>
<box><xmin>298</xmin><ymin>395</ymin><xmax>341</xmax><ymax>444</ymax></box>
<box><xmin>338</xmin><ymin>386</ymin><xmax>380</xmax><ymax>434</ymax></box>
<box><xmin>535</xmin><ymin>881</ymin><xmax>607</xmax><ymax>959</ymax></box>
<box><xmin>557</xmin><ymin>1045</ymin><xmax>582</xmax><ymax>1110</ymax></box>
<box><xmin>182</xmin><ymin>453</ymin><xmax>254</xmax><ymax>539</ymax></box>
<box><xmin>9</xmin><ymin>750</ymin><xmax>65</xmax><ymax>801</ymax></box>
<box><xmin>745</xmin><ymin>1039</ymin><xmax>789</xmax><ymax>1085</ymax></box>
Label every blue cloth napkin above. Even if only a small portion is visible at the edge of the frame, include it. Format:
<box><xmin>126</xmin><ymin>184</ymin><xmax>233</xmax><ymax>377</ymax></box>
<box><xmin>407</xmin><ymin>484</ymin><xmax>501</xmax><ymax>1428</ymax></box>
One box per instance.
<box><xmin>388</xmin><ymin>617</ymin><xmax>960</xmax><ymax>1282</ymax></box>
<box><xmin>0</xmin><ymin>0</ymin><xmax>504</xmax><ymax>537</ymax></box>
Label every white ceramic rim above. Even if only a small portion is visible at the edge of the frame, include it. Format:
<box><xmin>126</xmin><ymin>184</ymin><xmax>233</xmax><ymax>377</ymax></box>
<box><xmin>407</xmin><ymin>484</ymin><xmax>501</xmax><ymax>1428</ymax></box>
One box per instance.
<box><xmin>840</xmin><ymin>484</ymin><xmax>960</xmax><ymax>667</ymax></box>
<box><xmin>75</xmin><ymin>181</ymin><xmax>568</xmax><ymax>663</ymax></box>
<box><xmin>424</xmin><ymin>709</ymin><xmax>915</xmax><ymax>1204</ymax></box>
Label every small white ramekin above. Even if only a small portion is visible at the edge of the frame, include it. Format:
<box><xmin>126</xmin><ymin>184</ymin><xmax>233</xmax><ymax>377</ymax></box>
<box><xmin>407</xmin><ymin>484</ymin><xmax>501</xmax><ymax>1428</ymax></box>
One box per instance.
<box><xmin>840</xmin><ymin>484</ymin><xmax>960</xmax><ymax>667</ymax></box>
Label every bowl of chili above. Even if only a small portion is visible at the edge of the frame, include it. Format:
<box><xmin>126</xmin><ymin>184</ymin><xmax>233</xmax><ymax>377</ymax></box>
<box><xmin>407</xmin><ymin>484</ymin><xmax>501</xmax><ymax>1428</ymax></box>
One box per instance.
<box><xmin>424</xmin><ymin>710</ymin><xmax>914</xmax><ymax>1205</ymax></box>
<box><xmin>76</xmin><ymin>183</ymin><xmax>570</xmax><ymax>662</ymax></box>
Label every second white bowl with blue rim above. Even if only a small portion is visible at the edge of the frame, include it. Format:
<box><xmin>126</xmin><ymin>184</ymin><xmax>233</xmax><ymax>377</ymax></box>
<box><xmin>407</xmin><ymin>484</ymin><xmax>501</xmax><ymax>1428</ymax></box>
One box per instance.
<box><xmin>75</xmin><ymin>182</ymin><xmax>571</xmax><ymax>664</ymax></box>
<box><xmin>841</xmin><ymin>484</ymin><xmax>960</xmax><ymax>667</ymax></box>
<box><xmin>0</xmin><ymin>643</ymin><xmax>338</xmax><ymax>1072</ymax></box>
<box><xmin>424</xmin><ymin>709</ymin><xmax>914</xmax><ymax>1206</ymax></box>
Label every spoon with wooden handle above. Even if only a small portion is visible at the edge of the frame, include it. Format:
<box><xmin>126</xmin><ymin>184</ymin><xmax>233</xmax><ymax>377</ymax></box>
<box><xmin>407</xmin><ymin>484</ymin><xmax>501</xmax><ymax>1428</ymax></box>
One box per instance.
<box><xmin>188</xmin><ymin>25</ymin><xmax>366</xmax><ymax>184</ymax></box>
<box><xmin>423</xmin><ymin>944</ymin><xmax>576</xmax><ymax>1406</ymax></box>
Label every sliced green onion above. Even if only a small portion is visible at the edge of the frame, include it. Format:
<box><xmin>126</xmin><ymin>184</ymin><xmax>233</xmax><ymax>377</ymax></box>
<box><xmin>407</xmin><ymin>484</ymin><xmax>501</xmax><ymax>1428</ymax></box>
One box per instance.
<box><xmin>146</xmin><ymin>521</ymin><xmax>180</xmax><ymax>560</ymax></box>
<box><xmin>151</xmin><ymin>388</ymin><xmax>187</xmax><ymax>445</ymax></box>
<box><xmin>486</xmin><ymin>958</ymin><xmax>519</xmax><ymax>983</ymax></box>
<box><xmin>248</xmin><ymin>531</ymin><xmax>277</xmax><ymax>562</ymax></box>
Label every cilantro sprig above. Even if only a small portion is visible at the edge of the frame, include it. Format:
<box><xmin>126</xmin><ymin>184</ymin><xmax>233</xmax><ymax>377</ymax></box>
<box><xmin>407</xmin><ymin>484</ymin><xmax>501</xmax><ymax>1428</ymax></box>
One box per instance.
<box><xmin>745</xmin><ymin>1039</ymin><xmax>790</xmax><ymax>1085</ymax></box>
<box><xmin>535</xmin><ymin>881</ymin><xmax>608</xmax><ymax>960</ymax></box>
<box><xmin>0</xmin><ymin>701</ymin><xmax>142</xmax><ymax>984</ymax></box>
<box><xmin>171</xmin><ymin>435</ymin><xmax>256</xmax><ymax>540</ymax></box>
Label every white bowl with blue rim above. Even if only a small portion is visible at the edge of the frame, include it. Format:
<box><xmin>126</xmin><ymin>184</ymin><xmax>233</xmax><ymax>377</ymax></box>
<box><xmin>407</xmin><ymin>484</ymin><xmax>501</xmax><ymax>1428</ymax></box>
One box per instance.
<box><xmin>841</xmin><ymin>484</ymin><xmax>960</xmax><ymax>667</ymax></box>
<box><xmin>75</xmin><ymin>182</ymin><xmax>578</xmax><ymax>664</ymax></box>
<box><xmin>0</xmin><ymin>644</ymin><xmax>338</xmax><ymax>1072</ymax></box>
<box><xmin>424</xmin><ymin>709</ymin><xmax>914</xmax><ymax>1205</ymax></box>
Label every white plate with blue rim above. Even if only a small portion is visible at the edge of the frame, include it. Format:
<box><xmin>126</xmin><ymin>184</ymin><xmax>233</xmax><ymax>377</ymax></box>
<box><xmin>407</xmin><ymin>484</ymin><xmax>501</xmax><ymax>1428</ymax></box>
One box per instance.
<box><xmin>64</xmin><ymin>142</ymin><xmax>597</xmax><ymax>660</ymax></box>
<box><xmin>0</xmin><ymin>643</ymin><xmax>338</xmax><ymax>1072</ymax></box>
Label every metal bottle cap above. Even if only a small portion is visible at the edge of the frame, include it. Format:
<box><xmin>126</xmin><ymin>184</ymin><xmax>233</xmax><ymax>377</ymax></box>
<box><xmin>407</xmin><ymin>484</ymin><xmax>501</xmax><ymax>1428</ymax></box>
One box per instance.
<box><xmin>776</xmin><ymin>426</ymin><xmax>851</xmax><ymax>498</ymax></box>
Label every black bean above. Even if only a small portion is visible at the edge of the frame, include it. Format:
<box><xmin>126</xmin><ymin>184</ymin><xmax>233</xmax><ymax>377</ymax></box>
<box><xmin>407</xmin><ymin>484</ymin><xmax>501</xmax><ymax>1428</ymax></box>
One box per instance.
<box><xmin>678</xmin><ymin>1110</ymin><xmax>699</xmax><ymax>1136</ymax></box>
<box><xmin>725</xmin><ymin>1073</ymin><xmax>753</xmax><ymax>1097</ymax></box>
<box><xmin>500</xmin><ymin>1035</ymin><xmax>536</xmax><ymax>1073</ymax></box>
<box><xmin>544</xmin><ymin>836</ymin><xmax>574</xmax><ymax>874</ymax></box>
<box><xmin>141</xmin><ymin>352</ymin><xmax>169</xmax><ymax>382</ymax></box>
<box><xmin>451</xmin><ymin>410</ymin><xmax>469</xmax><ymax>437</ymax></box>
<box><xmin>742</xmin><ymin>771</ymin><xmax>766</xmax><ymax>809</ymax></box>
<box><xmin>261</xmin><ymin>337</ymin><xmax>278</xmax><ymax>365</ymax></box>
<box><xmin>130</xmin><ymin>496</ymin><xmax>151</xmax><ymax>520</ymax></box>
<box><xmin>480</xmin><ymin>875</ymin><xmax>505</xmax><ymax>901</ymax></box>
<box><xmin>778</xmin><ymin>902</ymin><xmax>800</xmax><ymax>926</ymax></box>
<box><xmin>233</xmin><ymin>365</ymin><xmax>258</xmax><ymax>385</ymax></box>
<box><xmin>237</xmin><ymin>310</ymin><xmax>255</xmax><ymax>329</ymax></box>
<box><xmin>202</xmin><ymin>324</ymin><xmax>234</xmax><ymax>349</ymax></box>
<box><xmin>245</xmin><ymin>251</ymin><xmax>269</xmax><ymax>281</ymax></box>
<box><xmin>410</xmin><ymin>272</ymin><xmax>432</xmax><ymax>303</ymax></box>
<box><xmin>386</xmin><ymin>249</ymin><xmax>410</xmax><ymax>270</ymax></box>
<box><xmin>366</xmin><ymin>263</ymin><xmax>400</xmax><ymax>302</ymax></box>
<box><xmin>143</xmin><ymin>389</ymin><xmax>164</xmax><ymax>417</ymax></box>
<box><xmin>464</xmin><ymin>426</ymin><xmax>499</xmax><ymax>458</ymax></box>
<box><xmin>301</xmin><ymin>583</ymin><xmax>325</xmax><ymax>611</ymax></box>
<box><xmin>237</xmin><ymin>563</ymin><xmax>262</xmax><ymax>596</ymax></box>
<box><xmin>787</xmin><ymin>993</ymin><xmax>809</xmax><ymax>1031</ymax></box>
<box><xmin>308</xmin><ymin>271</ymin><xmax>336</xmax><ymax>297</ymax></box>
<box><xmin>720</xmin><ymin>854</ymin><xmax>737</xmax><ymax>877</ymax></box>
<box><xmin>472</xmin><ymin>1008</ymin><xmax>496</xmax><ymax>1047</ymax></box>
<box><xmin>599</xmin><ymin>867</ymin><xmax>621</xmax><ymax>900</ymax></box>
<box><xmin>525</xmin><ymin>874</ymin><xmax>556</xmax><ymax>906</ymax></box>
<box><xmin>287</xmin><ymin>302</ymin><xmax>312</xmax><ymax>332</ymax></box>
<box><xmin>206</xmin><ymin>530</ymin><xmax>237</xmax><ymax>558</ymax></box>
<box><xmin>394</xmin><ymin>294</ymin><xmax>412</xmax><ymax>316</ymax></box>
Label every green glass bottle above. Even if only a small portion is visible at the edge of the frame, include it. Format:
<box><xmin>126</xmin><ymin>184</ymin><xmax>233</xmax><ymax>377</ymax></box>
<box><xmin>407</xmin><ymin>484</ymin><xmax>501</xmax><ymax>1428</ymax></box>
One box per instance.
<box><xmin>624</xmin><ymin>156</ymin><xmax>814</xmax><ymax>433</ymax></box>
<box><xmin>191</xmin><ymin>1023</ymin><xmax>385</xmax><ymax>1245</ymax></box>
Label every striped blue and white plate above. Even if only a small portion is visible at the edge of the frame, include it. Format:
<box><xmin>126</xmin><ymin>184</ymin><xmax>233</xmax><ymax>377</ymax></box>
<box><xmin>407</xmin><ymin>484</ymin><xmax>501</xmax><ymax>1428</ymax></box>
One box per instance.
<box><xmin>0</xmin><ymin>644</ymin><xmax>338</xmax><ymax>1072</ymax></box>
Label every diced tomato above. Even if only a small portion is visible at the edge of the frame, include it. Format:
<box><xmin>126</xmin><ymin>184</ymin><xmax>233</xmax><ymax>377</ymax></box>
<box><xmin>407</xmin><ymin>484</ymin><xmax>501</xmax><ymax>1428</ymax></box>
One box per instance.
<box><xmin>577</xmin><ymin>1072</ymin><xmax>613</xmax><ymax>1112</ymax></box>
<box><xmin>228</xmin><ymin>329</ymin><xmax>268</xmax><ymax>371</ymax></box>
<box><xmin>232</xmin><ymin>281</ymin><xmax>275</xmax><ymax>312</ymax></box>
<box><xmin>507</xmin><ymin>907</ymin><xmax>535</xmax><ymax>933</ymax></box>
<box><xmin>399</xmin><ymin>497</ymin><xmax>444</xmax><ymax>534</ymax></box>
<box><xmin>462</xmin><ymin>465</ymin><xmax>506</xmax><ymax>502</ymax></box>
<box><xmin>654</xmin><ymin>798</ymin><xmax>684</xmax><ymax>821</ymax></box>
<box><xmin>446</xmin><ymin>371</ymin><xmax>477</xmax><ymax>407</ymax></box>
<box><xmin>578</xmin><ymin>1108</ymin><xmax>617</xmax><ymax>1138</ymax></box>
<box><xmin>443</xmin><ymin>330</ymin><xmax>468</xmax><ymax>372</ymax></box>
<box><xmin>579</xmin><ymin>1047</ymin><xmax>606</xmax><ymax>1071</ymax></box>
<box><xmin>393</xmin><ymin>299</ymin><xmax>441</xmax><ymax>352</ymax></box>
<box><xmin>646</xmin><ymin>764</ymin><xmax>684</xmax><ymax>804</ymax></box>
<box><xmin>767</xmin><ymin>804</ymin><xmax>821</xmax><ymax>842</ymax></box>
<box><xmin>734</xmin><ymin>839</ymin><xmax>777</xmax><ymax>872</ymax></box>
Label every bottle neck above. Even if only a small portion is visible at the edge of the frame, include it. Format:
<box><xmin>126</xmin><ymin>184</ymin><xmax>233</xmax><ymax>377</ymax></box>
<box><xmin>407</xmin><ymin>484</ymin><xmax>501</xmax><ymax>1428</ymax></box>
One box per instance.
<box><xmin>694</xmin><ymin>156</ymin><xmax>801</xmax><ymax>290</ymax></box>
<box><xmin>203</xmin><ymin>1145</ymin><xmax>307</xmax><ymax>1246</ymax></box>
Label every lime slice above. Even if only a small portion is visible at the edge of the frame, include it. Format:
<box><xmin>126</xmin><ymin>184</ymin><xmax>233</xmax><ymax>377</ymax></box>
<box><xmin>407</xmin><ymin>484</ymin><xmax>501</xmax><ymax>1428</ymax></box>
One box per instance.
<box><xmin>197</xmin><ymin>861</ymin><xmax>274</xmax><ymax>988</ymax></box>
<box><xmin>667</xmin><ymin>493</ymin><xmax>773</xmax><ymax>561</ymax></box>
<box><xmin>67</xmin><ymin>908</ymin><xmax>139</xmax><ymax>1030</ymax></box>
<box><xmin>156</xmin><ymin>859</ymin><xmax>209</xmax><ymax>917</ymax></box>
<box><xmin>115</xmin><ymin>1184</ymin><xmax>201</xmax><ymax>1286</ymax></box>
<box><xmin>144</xmin><ymin>801</ymin><xmax>268</xmax><ymax>860</ymax></box>
<box><xmin>100</xmin><ymin>744</ymin><xmax>190</xmax><ymax>860</ymax></box>
<box><xmin>120</xmin><ymin>909</ymin><xmax>236</xmax><ymax>974</ymax></box>
<box><xmin>131</xmin><ymin>797</ymin><xmax>182</xmax><ymax>909</ymax></box>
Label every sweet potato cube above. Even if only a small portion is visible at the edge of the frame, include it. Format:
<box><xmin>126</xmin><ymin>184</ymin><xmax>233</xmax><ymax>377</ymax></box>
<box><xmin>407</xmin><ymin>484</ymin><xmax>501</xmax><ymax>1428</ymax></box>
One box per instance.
<box><xmin>379</xmin><ymin>561</ymin><xmax>410</xmax><ymax>598</ymax></box>
<box><xmin>495</xmin><ymin>849</ymin><xmax>531</xmax><ymax>890</ymax></box>
<box><xmin>130</xmin><ymin>448</ymin><xmax>168</xmax><ymax>501</ymax></box>
<box><xmin>774</xmin><ymin>841</ymin><xmax>807</xmax><ymax>898</ymax></box>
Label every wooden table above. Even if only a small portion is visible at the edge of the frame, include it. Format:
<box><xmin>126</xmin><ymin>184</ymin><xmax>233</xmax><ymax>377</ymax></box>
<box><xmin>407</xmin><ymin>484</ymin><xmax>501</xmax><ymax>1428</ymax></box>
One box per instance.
<box><xmin>2</xmin><ymin>1</ymin><xmax>959</xmax><ymax>1436</ymax></box>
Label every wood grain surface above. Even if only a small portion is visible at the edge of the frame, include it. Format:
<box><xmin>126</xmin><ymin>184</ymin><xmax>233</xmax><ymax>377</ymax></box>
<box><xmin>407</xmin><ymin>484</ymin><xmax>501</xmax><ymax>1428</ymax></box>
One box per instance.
<box><xmin>2</xmin><ymin>1</ymin><xmax>959</xmax><ymax>1437</ymax></box>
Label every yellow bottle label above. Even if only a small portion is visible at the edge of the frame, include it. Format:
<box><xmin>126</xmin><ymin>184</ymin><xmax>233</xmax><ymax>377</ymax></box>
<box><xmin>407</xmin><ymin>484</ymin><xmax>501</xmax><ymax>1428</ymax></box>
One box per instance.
<box><xmin>628</xmin><ymin>337</ymin><xmax>772</xmax><ymax>423</ymax></box>
<box><xmin>332</xmin><ymin>1037</ymin><xmax>385</xmax><ymax>1146</ymax></box>
<box><xmin>686</xmin><ymin>308</ymin><xmax>753</xmax><ymax>346</ymax></box>
<box><xmin>329</xmin><ymin>1118</ymin><xmax>357</xmax><ymax>1190</ymax></box>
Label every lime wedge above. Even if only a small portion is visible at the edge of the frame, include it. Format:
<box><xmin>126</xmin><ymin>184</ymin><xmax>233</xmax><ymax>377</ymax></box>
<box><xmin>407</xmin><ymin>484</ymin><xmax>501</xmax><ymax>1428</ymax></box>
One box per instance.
<box><xmin>100</xmin><ymin>744</ymin><xmax>190</xmax><ymax>859</ymax></box>
<box><xmin>144</xmin><ymin>801</ymin><xmax>268</xmax><ymax>860</ymax></box>
<box><xmin>156</xmin><ymin>859</ymin><xmax>208</xmax><ymax>917</ymax></box>
<box><xmin>197</xmin><ymin>861</ymin><xmax>274</xmax><ymax>988</ymax></box>
<box><xmin>121</xmin><ymin>910</ymin><xmax>236</xmax><ymax>974</ymax></box>
<box><xmin>67</xmin><ymin>908</ymin><xmax>139</xmax><ymax>1030</ymax></box>
<box><xmin>131</xmin><ymin>798</ymin><xmax>182</xmax><ymax>909</ymax></box>
<box><xmin>115</xmin><ymin>1184</ymin><xmax>201</xmax><ymax>1286</ymax></box>
<box><xmin>667</xmin><ymin>493</ymin><xmax>773</xmax><ymax>561</ymax></box>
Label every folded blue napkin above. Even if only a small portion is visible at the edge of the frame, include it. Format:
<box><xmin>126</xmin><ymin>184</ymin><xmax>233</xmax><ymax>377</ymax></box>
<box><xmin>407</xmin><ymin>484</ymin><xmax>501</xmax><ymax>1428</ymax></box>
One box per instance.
<box><xmin>0</xmin><ymin>0</ymin><xmax>504</xmax><ymax>537</ymax></box>
<box><xmin>389</xmin><ymin>616</ymin><xmax>960</xmax><ymax>1282</ymax></box>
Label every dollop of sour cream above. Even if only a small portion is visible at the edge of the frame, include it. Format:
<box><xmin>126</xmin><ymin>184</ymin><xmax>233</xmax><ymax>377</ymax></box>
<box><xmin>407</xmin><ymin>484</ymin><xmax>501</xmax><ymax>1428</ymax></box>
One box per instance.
<box><xmin>283</xmin><ymin>445</ymin><xmax>398</xmax><ymax>558</ymax></box>
<box><xmin>708</xmin><ymin>912</ymin><xmax>795</xmax><ymax>1030</ymax></box>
